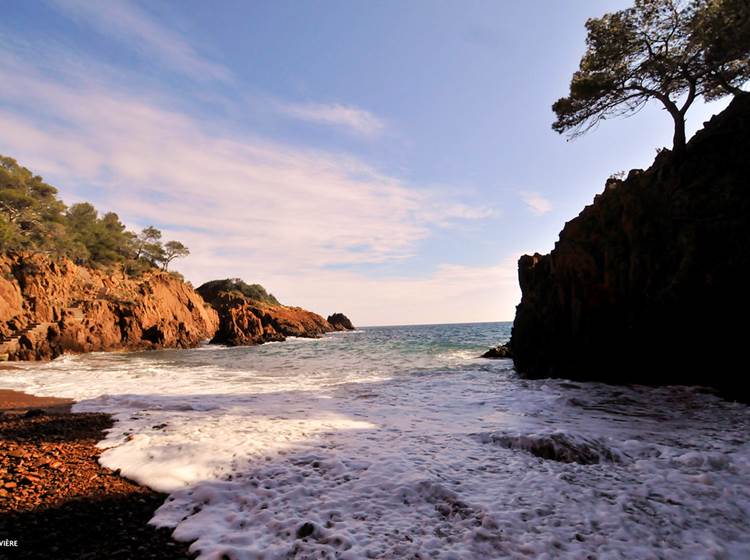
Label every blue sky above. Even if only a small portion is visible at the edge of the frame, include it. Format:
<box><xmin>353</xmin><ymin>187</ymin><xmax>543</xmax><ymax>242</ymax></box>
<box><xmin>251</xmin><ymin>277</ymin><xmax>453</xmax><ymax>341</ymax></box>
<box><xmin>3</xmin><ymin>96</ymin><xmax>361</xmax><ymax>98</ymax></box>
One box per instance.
<box><xmin>0</xmin><ymin>1</ymin><xmax>731</xmax><ymax>325</ymax></box>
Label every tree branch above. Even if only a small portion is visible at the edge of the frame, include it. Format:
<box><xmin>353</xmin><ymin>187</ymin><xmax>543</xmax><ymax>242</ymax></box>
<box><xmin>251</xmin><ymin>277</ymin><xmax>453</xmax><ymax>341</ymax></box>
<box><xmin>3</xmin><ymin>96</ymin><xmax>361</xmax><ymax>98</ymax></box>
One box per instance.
<box><xmin>680</xmin><ymin>77</ymin><xmax>697</xmax><ymax>115</ymax></box>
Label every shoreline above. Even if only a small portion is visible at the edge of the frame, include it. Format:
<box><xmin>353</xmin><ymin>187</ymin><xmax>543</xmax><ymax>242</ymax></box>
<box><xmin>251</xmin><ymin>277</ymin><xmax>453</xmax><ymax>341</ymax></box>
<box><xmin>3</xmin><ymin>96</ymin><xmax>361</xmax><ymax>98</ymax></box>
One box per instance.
<box><xmin>0</xmin><ymin>389</ymin><xmax>193</xmax><ymax>559</ymax></box>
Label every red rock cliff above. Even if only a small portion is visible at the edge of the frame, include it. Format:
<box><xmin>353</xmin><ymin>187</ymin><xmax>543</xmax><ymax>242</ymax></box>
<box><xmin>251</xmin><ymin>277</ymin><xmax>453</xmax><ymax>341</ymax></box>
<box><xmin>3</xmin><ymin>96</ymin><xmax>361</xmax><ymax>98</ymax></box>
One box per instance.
<box><xmin>0</xmin><ymin>253</ymin><xmax>218</xmax><ymax>360</ymax></box>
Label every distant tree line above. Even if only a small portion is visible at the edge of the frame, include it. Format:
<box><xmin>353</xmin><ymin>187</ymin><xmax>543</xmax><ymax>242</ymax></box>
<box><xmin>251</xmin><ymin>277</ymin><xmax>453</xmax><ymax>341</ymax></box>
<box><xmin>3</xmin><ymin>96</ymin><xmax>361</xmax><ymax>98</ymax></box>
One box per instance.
<box><xmin>0</xmin><ymin>155</ymin><xmax>189</xmax><ymax>274</ymax></box>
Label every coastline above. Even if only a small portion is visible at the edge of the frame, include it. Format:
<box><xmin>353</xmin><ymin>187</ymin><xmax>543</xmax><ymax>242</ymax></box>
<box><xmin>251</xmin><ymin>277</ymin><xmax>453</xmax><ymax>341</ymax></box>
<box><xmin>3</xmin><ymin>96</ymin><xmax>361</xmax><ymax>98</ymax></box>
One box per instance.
<box><xmin>0</xmin><ymin>389</ymin><xmax>192</xmax><ymax>559</ymax></box>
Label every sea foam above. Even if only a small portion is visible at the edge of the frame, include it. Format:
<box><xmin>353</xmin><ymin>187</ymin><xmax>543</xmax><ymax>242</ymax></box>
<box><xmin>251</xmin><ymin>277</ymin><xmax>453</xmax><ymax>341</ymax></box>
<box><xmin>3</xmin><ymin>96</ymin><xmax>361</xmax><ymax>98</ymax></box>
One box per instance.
<box><xmin>2</xmin><ymin>323</ymin><xmax>748</xmax><ymax>559</ymax></box>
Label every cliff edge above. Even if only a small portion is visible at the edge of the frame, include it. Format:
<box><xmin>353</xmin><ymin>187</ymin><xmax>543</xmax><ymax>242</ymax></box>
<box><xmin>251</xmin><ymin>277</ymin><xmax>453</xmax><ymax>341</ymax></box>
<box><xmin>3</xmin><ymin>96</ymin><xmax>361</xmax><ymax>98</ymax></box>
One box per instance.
<box><xmin>510</xmin><ymin>93</ymin><xmax>750</xmax><ymax>396</ymax></box>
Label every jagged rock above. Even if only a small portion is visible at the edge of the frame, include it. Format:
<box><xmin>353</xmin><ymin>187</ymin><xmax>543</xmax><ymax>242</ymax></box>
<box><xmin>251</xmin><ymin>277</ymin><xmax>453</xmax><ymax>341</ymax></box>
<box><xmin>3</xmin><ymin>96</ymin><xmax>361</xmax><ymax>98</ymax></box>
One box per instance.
<box><xmin>327</xmin><ymin>313</ymin><xmax>354</xmax><ymax>331</ymax></box>
<box><xmin>197</xmin><ymin>281</ymin><xmax>333</xmax><ymax>346</ymax></box>
<box><xmin>0</xmin><ymin>253</ymin><xmax>218</xmax><ymax>360</ymax></box>
<box><xmin>510</xmin><ymin>93</ymin><xmax>750</xmax><ymax>397</ymax></box>
<box><xmin>481</xmin><ymin>344</ymin><xmax>512</xmax><ymax>359</ymax></box>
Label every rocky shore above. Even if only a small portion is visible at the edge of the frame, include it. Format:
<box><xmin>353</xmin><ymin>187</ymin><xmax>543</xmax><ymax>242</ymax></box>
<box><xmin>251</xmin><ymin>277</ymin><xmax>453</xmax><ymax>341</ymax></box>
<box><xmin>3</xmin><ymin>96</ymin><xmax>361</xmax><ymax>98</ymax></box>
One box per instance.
<box><xmin>0</xmin><ymin>390</ymin><xmax>192</xmax><ymax>559</ymax></box>
<box><xmin>510</xmin><ymin>93</ymin><xmax>750</xmax><ymax>397</ymax></box>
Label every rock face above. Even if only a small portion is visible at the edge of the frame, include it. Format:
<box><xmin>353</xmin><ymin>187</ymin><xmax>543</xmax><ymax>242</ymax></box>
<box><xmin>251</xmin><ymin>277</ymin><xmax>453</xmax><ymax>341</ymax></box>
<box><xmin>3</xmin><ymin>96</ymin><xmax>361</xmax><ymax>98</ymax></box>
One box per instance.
<box><xmin>510</xmin><ymin>94</ymin><xmax>750</xmax><ymax>396</ymax></box>
<box><xmin>327</xmin><ymin>313</ymin><xmax>355</xmax><ymax>331</ymax></box>
<box><xmin>0</xmin><ymin>253</ymin><xmax>218</xmax><ymax>360</ymax></box>
<box><xmin>197</xmin><ymin>282</ymin><xmax>335</xmax><ymax>346</ymax></box>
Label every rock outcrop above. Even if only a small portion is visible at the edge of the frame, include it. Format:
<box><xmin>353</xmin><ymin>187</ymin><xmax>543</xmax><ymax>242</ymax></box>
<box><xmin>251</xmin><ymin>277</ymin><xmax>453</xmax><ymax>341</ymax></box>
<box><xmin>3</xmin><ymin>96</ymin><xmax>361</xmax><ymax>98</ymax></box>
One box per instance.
<box><xmin>197</xmin><ymin>281</ymin><xmax>337</xmax><ymax>346</ymax></box>
<box><xmin>327</xmin><ymin>313</ymin><xmax>355</xmax><ymax>331</ymax></box>
<box><xmin>0</xmin><ymin>260</ymin><xmax>354</xmax><ymax>358</ymax></box>
<box><xmin>0</xmin><ymin>253</ymin><xmax>218</xmax><ymax>360</ymax></box>
<box><xmin>481</xmin><ymin>344</ymin><xmax>512</xmax><ymax>359</ymax></box>
<box><xmin>510</xmin><ymin>93</ymin><xmax>750</xmax><ymax>396</ymax></box>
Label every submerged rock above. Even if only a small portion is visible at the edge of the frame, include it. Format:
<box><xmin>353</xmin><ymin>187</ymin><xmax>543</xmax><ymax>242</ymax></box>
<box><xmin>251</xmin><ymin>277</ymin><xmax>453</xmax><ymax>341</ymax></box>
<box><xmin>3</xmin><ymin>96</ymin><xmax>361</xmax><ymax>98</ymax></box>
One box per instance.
<box><xmin>480</xmin><ymin>432</ymin><xmax>618</xmax><ymax>465</ymax></box>
<box><xmin>481</xmin><ymin>344</ymin><xmax>512</xmax><ymax>359</ymax></box>
<box><xmin>327</xmin><ymin>313</ymin><xmax>355</xmax><ymax>331</ymax></box>
<box><xmin>510</xmin><ymin>93</ymin><xmax>750</xmax><ymax>397</ymax></box>
<box><xmin>295</xmin><ymin>522</ymin><xmax>316</xmax><ymax>539</ymax></box>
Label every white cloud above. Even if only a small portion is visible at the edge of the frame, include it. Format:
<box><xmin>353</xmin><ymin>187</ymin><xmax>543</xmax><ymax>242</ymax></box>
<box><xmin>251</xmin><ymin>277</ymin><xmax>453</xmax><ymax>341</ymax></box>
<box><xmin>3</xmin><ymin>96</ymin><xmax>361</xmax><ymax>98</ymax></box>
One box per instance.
<box><xmin>278</xmin><ymin>102</ymin><xmax>387</xmax><ymax>136</ymax></box>
<box><xmin>520</xmin><ymin>191</ymin><xmax>552</xmax><ymax>216</ymax></box>
<box><xmin>0</xmin><ymin>52</ymin><xmax>508</xmax><ymax>324</ymax></box>
<box><xmin>50</xmin><ymin>0</ymin><xmax>230</xmax><ymax>81</ymax></box>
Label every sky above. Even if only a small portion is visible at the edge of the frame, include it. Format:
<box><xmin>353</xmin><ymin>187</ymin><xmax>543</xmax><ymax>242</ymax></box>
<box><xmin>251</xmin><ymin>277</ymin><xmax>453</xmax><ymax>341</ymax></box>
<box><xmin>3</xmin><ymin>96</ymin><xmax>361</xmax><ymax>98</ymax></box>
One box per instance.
<box><xmin>0</xmin><ymin>1</ymin><xmax>732</xmax><ymax>326</ymax></box>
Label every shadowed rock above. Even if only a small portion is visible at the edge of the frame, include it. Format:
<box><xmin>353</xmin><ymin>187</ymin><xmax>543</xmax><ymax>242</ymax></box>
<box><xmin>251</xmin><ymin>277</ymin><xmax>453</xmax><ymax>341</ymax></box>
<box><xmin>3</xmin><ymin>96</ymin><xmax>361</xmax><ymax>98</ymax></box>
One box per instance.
<box><xmin>510</xmin><ymin>93</ymin><xmax>750</xmax><ymax>398</ymax></box>
<box><xmin>327</xmin><ymin>313</ymin><xmax>355</xmax><ymax>331</ymax></box>
<box><xmin>481</xmin><ymin>344</ymin><xmax>512</xmax><ymax>359</ymax></box>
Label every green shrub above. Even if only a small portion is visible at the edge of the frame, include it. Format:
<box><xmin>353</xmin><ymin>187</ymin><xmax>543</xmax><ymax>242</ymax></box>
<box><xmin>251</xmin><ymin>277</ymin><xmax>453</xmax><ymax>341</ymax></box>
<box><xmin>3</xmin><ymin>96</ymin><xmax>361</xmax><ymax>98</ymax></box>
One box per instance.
<box><xmin>196</xmin><ymin>278</ymin><xmax>281</xmax><ymax>305</ymax></box>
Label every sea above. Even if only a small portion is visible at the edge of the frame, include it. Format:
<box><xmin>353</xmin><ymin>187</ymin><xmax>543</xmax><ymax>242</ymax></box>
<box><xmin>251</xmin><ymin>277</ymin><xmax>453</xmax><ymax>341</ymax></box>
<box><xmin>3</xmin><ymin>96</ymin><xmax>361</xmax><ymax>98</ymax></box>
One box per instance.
<box><xmin>1</xmin><ymin>322</ymin><xmax>749</xmax><ymax>559</ymax></box>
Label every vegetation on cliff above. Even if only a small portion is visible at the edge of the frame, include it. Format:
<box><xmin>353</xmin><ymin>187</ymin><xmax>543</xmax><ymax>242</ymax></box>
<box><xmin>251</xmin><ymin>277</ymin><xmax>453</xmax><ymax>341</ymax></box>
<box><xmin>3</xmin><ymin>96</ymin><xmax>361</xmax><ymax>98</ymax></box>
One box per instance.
<box><xmin>0</xmin><ymin>156</ymin><xmax>189</xmax><ymax>273</ymax></box>
<box><xmin>196</xmin><ymin>278</ymin><xmax>280</xmax><ymax>306</ymax></box>
<box><xmin>552</xmin><ymin>0</ymin><xmax>749</xmax><ymax>155</ymax></box>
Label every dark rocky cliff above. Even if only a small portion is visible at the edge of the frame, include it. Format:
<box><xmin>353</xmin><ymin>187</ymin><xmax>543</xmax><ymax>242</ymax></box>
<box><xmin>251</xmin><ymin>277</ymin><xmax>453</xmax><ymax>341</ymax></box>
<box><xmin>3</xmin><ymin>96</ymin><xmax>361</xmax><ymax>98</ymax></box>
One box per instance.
<box><xmin>510</xmin><ymin>93</ymin><xmax>750</xmax><ymax>396</ymax></box>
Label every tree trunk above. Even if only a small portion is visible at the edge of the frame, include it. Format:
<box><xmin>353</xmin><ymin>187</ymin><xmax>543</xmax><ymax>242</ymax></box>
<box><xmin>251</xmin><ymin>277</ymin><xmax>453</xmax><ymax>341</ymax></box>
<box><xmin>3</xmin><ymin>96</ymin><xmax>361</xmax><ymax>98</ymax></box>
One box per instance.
<box><xmin>671</xmin><ymin>113</ymin><xmax>686</xmax><ymax>159</ymax></box>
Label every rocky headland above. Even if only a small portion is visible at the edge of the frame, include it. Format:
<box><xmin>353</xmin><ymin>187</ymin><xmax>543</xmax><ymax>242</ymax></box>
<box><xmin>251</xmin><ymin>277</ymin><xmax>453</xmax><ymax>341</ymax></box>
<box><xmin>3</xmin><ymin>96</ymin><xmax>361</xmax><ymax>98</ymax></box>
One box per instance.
<box><xmin>510</xmin><ymin>93</ymin><xmax>750</xmax><ymax>397</ymax></box>
<box><xmin>0</xmin><ymin>252</ymin><xmax>218</xmax><ymax>361</ymax></box>
<box><xmin>0</xmin><ymin>262</ymin><xmax>356</xmax><ymax>361</ymax></box>
<box><xmin>197</xmin><ymin>278</ymin><xmax>355</xmax><ymax>346</ymax></box>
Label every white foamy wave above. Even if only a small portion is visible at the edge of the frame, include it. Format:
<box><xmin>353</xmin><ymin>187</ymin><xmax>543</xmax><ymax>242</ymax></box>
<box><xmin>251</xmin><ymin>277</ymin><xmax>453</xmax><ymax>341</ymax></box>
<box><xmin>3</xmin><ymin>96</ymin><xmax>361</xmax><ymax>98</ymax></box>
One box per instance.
<box><xmin>440</xmin><ymin>349</ymin><xmax>482</xmax><ymax>363</ymax></box>
<box><xmin>1</xmin><ymin>324</ymin><xmax>748</xmax><ymax>559</ymax></box>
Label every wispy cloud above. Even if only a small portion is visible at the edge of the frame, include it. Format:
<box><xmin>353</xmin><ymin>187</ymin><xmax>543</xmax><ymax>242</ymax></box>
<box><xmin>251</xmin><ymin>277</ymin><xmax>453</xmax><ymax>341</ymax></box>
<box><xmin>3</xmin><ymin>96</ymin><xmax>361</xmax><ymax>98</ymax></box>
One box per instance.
<box><xmin>49</xmin><ymin>0</ymin><xmax>230</xmax><ymax>82</ymax></box>
<box><xmin>0</xmin><ymin>7</ymin><xmax>521</xmax><ymax>324</ymax></box>
<box><xmin>278</xmin><ymin>102</ymin><xmax>387</xmax><ymax>137</ymax></box>
<box><xmin>520</xmin><ymin>191</ymin><xmax>552</xmax><ymax>216</ymax></box>
<box><xmin>0</xmin><ymin>50</ymin><xmax>501</xmax><ymax>322</ymax></box>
